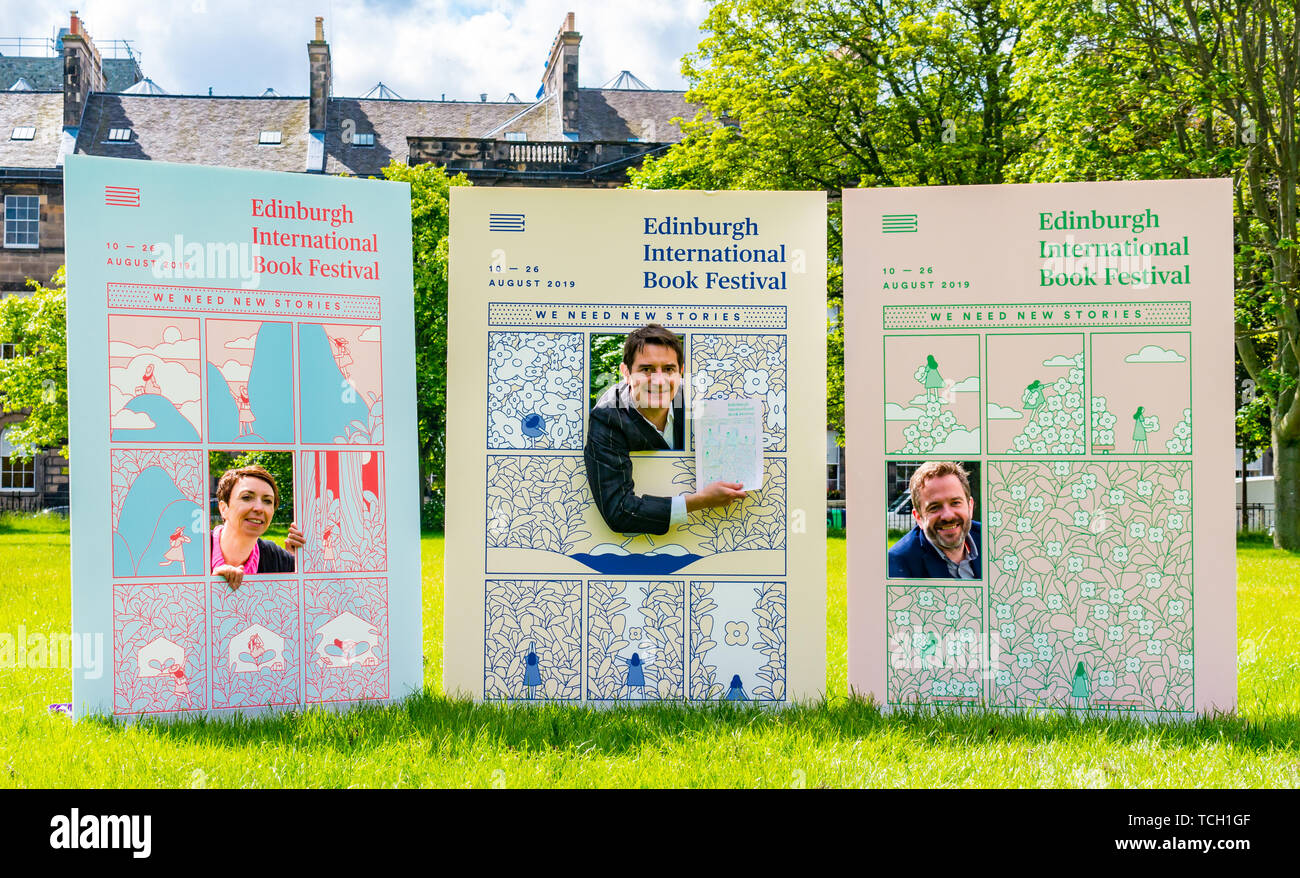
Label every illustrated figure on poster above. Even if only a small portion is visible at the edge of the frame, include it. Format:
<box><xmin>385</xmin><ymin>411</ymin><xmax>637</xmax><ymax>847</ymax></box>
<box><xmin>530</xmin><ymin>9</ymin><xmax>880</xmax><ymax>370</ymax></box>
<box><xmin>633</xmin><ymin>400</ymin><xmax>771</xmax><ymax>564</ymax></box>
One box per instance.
<box><xmin>170</xmin><ymin>664</ymin><xmax>192</xmax><ymax>704</ymax></box>
<box><xmin>141</xmin><ymin>362</ymin><xmax>162</xmax><ymax>397</ymax></box>
<box><xmin>920</xmin><ymin>354</ymin><xmax>944</xmax><ymax>402</ymax></box>
<box><xmin>624</xmin><ymin>652</ymin><xmax>646</xmax><ymax>694</ymax></box>
<box><xmin>235</xmin><ymin>384</ymin><xmax>256</xmax><ymax>437</ymax></box>
<box><xmin>242</xmin><ymin>633</ymin><xmax>271</xmax><ymax>668</ymax></box>
<box><xmin>1071</xmin><ymin>661</ymin><xmax>1090</xmax><ymax>702</ymax></box>
<box><xmin>887</xmin><ymin>461</ymin><xmax>981</xmax><ymax>579</ymax></box>
<box><xmin>320</xmin><ymin>524</ymin><xmax>336</xmax><ymax>570</ymax></box>
<box><xmin>326</xmin><ymin>638</ymin><xmax>359</xmax><ymax>663</ymax></box>
<box><xmin>1132</xmin><ymin>406</ymin><xmax>1149</xmax><ymax>453</ymax></box>
<box><xmin>523</xmin><ymin>641</ymin><xmax>543</xmax><ymax>698</ymax></box>
<box><xmin>210</xmin><ymin>465</ymin><xmax>306</xmax><ymax>589</ymax></box>
<box><xmin>584</xmin><ymin>324</ymin><xmax>746</xmax><ymax>534</ymax></box>
<box><xmin>1021</xmin><ymin>379</ymin><xmax>1045</xmax><ymax>415</ymax></box>
<box><xmin>725</xmin><ymin>674</ymin><xmax>747</xmax><ymax>701</ymax></box>
<box><xmin>159</xmin><ymin>526</ymin><xmax>191</xmax><ymax>574</ymax></box>
<box><xmin>331</xmin><ymin>337</ymin><xmax>353</xmax><ymax>379</ymax></box>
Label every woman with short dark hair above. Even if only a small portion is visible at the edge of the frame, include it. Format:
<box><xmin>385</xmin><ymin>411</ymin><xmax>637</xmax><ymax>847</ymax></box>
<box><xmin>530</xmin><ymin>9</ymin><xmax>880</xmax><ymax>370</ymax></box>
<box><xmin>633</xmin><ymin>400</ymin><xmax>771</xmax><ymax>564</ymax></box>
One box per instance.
<box><xmin>211</xmin><ymin>465</ymin><xmax>304</xmax><ymax>589</ymax></box>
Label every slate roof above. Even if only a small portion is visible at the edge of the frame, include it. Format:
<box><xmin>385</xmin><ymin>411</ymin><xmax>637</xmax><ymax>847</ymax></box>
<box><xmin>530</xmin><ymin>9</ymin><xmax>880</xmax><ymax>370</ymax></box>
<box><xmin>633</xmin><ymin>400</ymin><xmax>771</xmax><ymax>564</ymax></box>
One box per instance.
<box><xmin>578</xmin><ymin>89</ymin><xmax>694</xmax><ymax>142</ymax></box>
<box><xmin>0</xmin><ymin>56</ymin><xmax>143</xmax><ymax>93</ymax></box>
<box><xmin>73</xmin><ymin>94</ymin><xmax>312</xmax><ymax>172</ymax></box>
<box><xmin>0</xmin><ymin>91</ymin><xmax>64</xmax><ymax>168</ymax></box>
<box><xmin>323</xmin><ymin>97</ymin><xmax>524</xmax><ymax>176</ymax></box>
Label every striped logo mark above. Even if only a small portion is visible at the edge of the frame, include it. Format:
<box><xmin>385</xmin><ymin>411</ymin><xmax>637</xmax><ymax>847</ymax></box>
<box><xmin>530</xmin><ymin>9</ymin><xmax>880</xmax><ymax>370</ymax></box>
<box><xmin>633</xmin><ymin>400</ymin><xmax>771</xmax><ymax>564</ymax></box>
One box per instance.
<box><xmin>104</xmin><ymin>186</ymin><xmax>140</xmax><ymax>207</ymax></box>
<box><xmin>488</xmin><ymin>212</ymin><xmax>525</xmax><ymax>232</ymax></box>
<box><xmin>881</xmin><ymin>213</ymin><xmax>918</xmax><ymax>233</ymax></box>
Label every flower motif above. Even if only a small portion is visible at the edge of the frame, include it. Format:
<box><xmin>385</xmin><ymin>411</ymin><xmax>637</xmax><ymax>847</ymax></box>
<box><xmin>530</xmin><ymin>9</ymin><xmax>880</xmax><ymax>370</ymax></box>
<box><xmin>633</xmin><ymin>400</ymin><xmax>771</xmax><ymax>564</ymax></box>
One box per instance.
<box><xmin>944</xmin><ymin>604</ymin><xmax>960</xmax><ymax>621</ymax></box>
<box><xmin>1028</xmin><ymin>496</ymin><xmax>1044</xmax><ymax>511</ymax></box>
<box><xmin>1071</xmin><ymin>409</ymin><xmax>1085</xmax><ymax>426</ymax></box>
<box><xmin>1108</xmin><ymin>588</ymin><xmax>1124</xmax><ymax>604</ymax></box>
<box><xmin>995</xmin><ymin>603</ymin><xmax>1012</xmax><ymax>619</ymax></box>
<box><xmin>1046</xmin><ymin>541</ymin><xmax>1062</xmax><ymax>557</ymax></box>
<box><xmin>1044</xmin><ymin>426</ymin><xmax>1060</xmax><ymax>443</ymax></box>
<box><xmin>1073</xmin><ymin>510</ymin><xmax>1090</xmax><ymax>527</ymax></box>
<box><xmin>1014</xmin><ymin>435</ymin><xmax>1031</xmax><ymax>451</ymax></box>
<box><xmin>989</xmin><ymin>511</ymin><xmax>1003</xmax><ymax>527</ymax></box>
<box><xmin>551</xmin><ymin>420</ymin><xmax>571</xmax><ymax>443</ymax></box>
<box><xmin>1016</xmin><ymin>516</ymin><xmax>1032</xmax><ymax>533</ymax></box>
<box><xmin>894</xmin><ymin>611</ymin><xmax>910</xmax><ymax>627</ymax></box>
<box><xmin>1129</xmin><ymin>521</ymin><xmax>1146</xmax><ymax>539</ymax></box>
<box><xmin>691</xmin><ymin>371</ymin><xmax>713</xmax><ymax>395</ymax></box>
<box><xmin>1068</xmin><ymin>556</ymin><xmax>1084</xmax><ymax>573</ymax></box>
<box><xmin>724</xmin><ymin>620</ymin><xmax>750</xmax><ymax>646</ymax></box>
<box><xmin>918</xmin><ymin>590</ymin><xmax>934</xmax><ymax>607</ymax></box>
<box><xmin>1126</xmin><ymin>656</ymin><xmax>1141</xmax><ymax>673</ymax></box>
<box><xmin>996</xmin><ymin>670</ymin><xmax>1012</xmax><ymax>686</ymax></box>
<box><xmin>1108</xmin><ymin>489</ymin><xmax>1125</xmax><ymax>506</ymax></box>
<box><xmin>1127</xmin><ymin>606</ymin><xmax>1143</xmax><ymax>620</ymax></box>
<box><xmin>1054</xmin><ymin>377</ymin><xmax>1070</xmax><ymax>394</ymax></box>
<box><xmin>1021</xmin><ymin>581</ymin><xmax>1038</xmax><ymax>597</ymax></box>
<box><xmin>1167</xmin><ymin>513</ymin><xmax>1183</xmax><ymax>530</ymax></box>
<box><xmin>1099</xmin><ymin>669</ymin><xmax>1116</xmax><ymax>685</ymax></box>
<box><xmin>1031</xmin><ymin>441</ymin><xmax>1047</xmax><ymax>454</ymax></box>
<box><xmin>705</xmin><ymin>358</ymin><xmax>736</xmax><ymax>371</ymax></box>
<box><xmin>1026</xmin><ymin>424</ymin><xmax>1043</xmax><ymax>441</ymax></box>
<box><xmin>766</xmin><ymin>389</ymin><xmax>787</xmax><ymax>430</ymax></box>
<box><xmin>1073</xmin><ymin>627</ymin><xmax>1089</xmax><ymax>643</ymax></box>
<box><xmin>926</xmin><ymin>401</ymin><xmax>941</xmax><ymax>417</ymax></box>
<box><xmin>1098</xmin><ymin>429</ymin><xmax>1115</xmax><ymax>445</ymax></box>
<box><xmin>1135</xmin><ymin>480</ymin><xmax>1152</xmax><ymax>497</ymax></box>
<box><xmin>1011</xmin><ymin>484</ymin><xmax>1027</xmax><ymax>500</ymax></box>
<box><xmin>959</xmin><ymin>627</ymin><xmax>974</xmax><ymax>643</ymax></box>
<box><xmin>1100</xmin><ymin>413</ymin><xmax>1117</xmax><ymax>429</ymax></box>
<box><xmin>1001</xmin><ymin>622</ymin><xmax>1017</xmax><ymax>640</ymax></box>
<box><xmin>1093</xmin><ymin>605</ymin><xmax>1110</xmax><ymax>620</ymax></box>
<box><xmin>742</xmin><ymin>369</ymin><xmax>770</xmax><ymax>395</ymax></box>
<box><xmin>918</xmin><ymin>415</ymin><xmax>934</xmax><ymax>432</ymax></box>
<box><xmin>1147</xmin><ymin>527</ymin><xmax>1164</xmax><ymax>543</ymax></box>
<box><xmin>734</xmin><ymin>342</ymin><xmax>755</xmax><ymax>358</ymax></box>
<box><xmin>1038</xmin><ymin>410</ymin><xmax>1054</xmax><ymax>427</ymax></box>
<box><xmin>527</xmin><ymin>334</ymin><xmax>557</xmax><ymax>352</ymax></box>
<box><xmin>1139</xmin><ymin>620</ymin><xmax>1154</xmax><ymax>635</ymax></box>
<box><xmin>1174</xmin><ymin>489</ymin><xmax>1190</xmax><ymax>505</ymax></box>
<box><xmin>1168</xmin><ymin>599</ymin><xmax>1184</xmax><ymax>616</ymax></box>
<box><xmin>767</xmin><ymin>349</ymin><xmax>782</xmax><ymax>366</ymax></box>
<box><xmin>1054</xmin><ymin>461</ymin><xmax>1071</xmax><ymax>477</ymax></box>
<box><xmin>1071</xmin><ymin>484</ymin><xmax>1087</xmax><ymax>500</ymax></box>
<box><xmin>1179</xmin><ymin>654</ymin><xmax>1193</xmax><ymax>670</ymax></box>
<box><xmin>903</xmin><ymin>424</ymin><xmax>920</xmax><ymax>441</ymax></box>
<box><xmin>1146</xmin><ymin>639</ymin><xmax>1162</xmax><ymax>655</ymax></box>
<box><xmin>1017</xmin><ymin>652</ymin><xmax>1033</xmax><ymax>668</ymax></box>
<box><xmin>1112</xmin><ymin>546</ymin><xmax>1129</xmax><ymax>563</ymax></box>
<box><xmin>1047</xmin><ymin>594</ymin><xmax>1063</xmax><ymax>610</ymax></box>
<box><xmin>1002</xmin><ymin>553</ymin><xmax>1020</xmax><ymax>572</ymax></box>
<box><xmin>1053</xmin><ymin>411</ymin><xmax>1070</xmax><ymax>429</ymax></box>
<box><xmin>1091</xmin><ymin>396</ymin><xmax>1107</xmax><ymax>413</ymax></box>
<box><xmin>1060</xmin><ymin>428</ymin><xmax>1076</xmax><ymax>444</ymax></box>
<box><xmin>918</xmin><ymin>436</ymin><xmax>934</xmax><ymax>452</ymax></box>
<box><xmin>1037</xmin><ymin>645</ymin><xmax>1053</xmax><ymax>662</ymax></box>
<box><xmin>1145</xmin><ymin>572</ymin><xmax>1161</xmax><ymax>589</ymax></box>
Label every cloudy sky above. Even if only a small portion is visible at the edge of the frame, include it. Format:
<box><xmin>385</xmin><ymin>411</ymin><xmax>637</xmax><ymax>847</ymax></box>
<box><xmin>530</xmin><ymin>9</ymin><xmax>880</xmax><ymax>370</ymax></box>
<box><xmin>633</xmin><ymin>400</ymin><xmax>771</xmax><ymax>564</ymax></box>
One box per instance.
<box><xmin>7</xmin><ymin>0</ymin><xmax>710</xmax><ymax>100</ymax></box>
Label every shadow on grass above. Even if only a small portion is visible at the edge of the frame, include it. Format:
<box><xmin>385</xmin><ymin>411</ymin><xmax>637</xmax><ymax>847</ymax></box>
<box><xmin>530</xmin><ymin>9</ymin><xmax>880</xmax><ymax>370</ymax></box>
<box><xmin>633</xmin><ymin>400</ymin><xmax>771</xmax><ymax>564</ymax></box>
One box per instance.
<box><xmin>93</xmin><ymin>690</ymin><xmax>1300</xmax><ymax>760</ymax></box>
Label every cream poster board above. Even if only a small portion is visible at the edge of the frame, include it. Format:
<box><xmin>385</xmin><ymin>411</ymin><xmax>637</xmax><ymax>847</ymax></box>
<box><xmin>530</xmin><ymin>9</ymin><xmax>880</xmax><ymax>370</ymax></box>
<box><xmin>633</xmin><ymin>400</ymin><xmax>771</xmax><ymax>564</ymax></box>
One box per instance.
<box><xmin>446</xmin><ymin>189</ymin><xmax>825</xmax><ymax>702</ymax></box>
<box><xmin>65</xmin><ymin>155</ymin><xmax>422</xmax><ymax>719</ymax></box>
<box><xmin>845</xmin><ymin>180</ymin><xmax>1235</xmax><ymax>716</ymax></box>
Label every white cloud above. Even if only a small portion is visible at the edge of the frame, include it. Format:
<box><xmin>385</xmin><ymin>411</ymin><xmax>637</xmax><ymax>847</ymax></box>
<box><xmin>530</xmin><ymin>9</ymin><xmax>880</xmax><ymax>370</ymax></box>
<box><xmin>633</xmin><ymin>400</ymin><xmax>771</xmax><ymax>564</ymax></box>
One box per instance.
<box><xmin>885</xmin><ymin>403</ymin><xmax>923</xmax><ymax>421</ymax></box>
<box><xmin>1042</xmin><ymin>355</ymin><xmax>1078</xmax><ymax>367</ymax></box>
<box><xmin>987</xmin><ymin>403</ymin><xmax>1023</xmax><ymax>420</ymax></box>
<box><xmin>949</xmin><ymin>375</ymin><xmax>979</xmax><ymax>393</ymax></box>
<box><xmin>111</xmin><ymin>409</ymin><xmax>156</xmax><ymax>430</ymax></box>
<box><xmin>907</xmin><ymin>393</ymin><xmax>930</xmax><ymax>406</ymax></box>
<box><xmin>11</xmin><ymin>2</ymin><xmax>705</xmax><ymax>100</ymax></box>
<box><xmin>225</xmin><ymin>333</ymin><xmax>257</xmax><ymax>350</ymax></box>
<box><xmin>109</xmin><ymin>334</ymin><xmax>199</xmax><ymax>360</ymax></box>
<box><xmin>109</xmin><ymin>356</ymin><xmax>201</xmax><ymax>404</ymax></box>
<box><xmin>932</xmin><ymin>428</ymin><xmax>980</xmax><ymax>453</ymax></box>
<box><xmin>358</xmin><ymin>326</ymin><xmax>382</xmax><ymax>343</ymax></box>
<box><xmin>218</xmin><ymin>359</ymin><xmax>251</xmax><ymax>383</ymax></box>
<box><xmin>1125</xmin><ymin>345</ymin><xmax>1186</xmax><ymax>364</ymax></box>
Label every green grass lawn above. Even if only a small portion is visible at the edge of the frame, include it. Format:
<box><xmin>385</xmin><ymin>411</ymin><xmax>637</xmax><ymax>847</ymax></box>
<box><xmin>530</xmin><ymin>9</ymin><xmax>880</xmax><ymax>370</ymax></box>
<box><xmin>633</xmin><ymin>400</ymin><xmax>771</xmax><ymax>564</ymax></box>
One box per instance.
<box><xmin>0</xmin><ymin>515</ymin><xmax>1296</xmax><ymax>788</ymax></box>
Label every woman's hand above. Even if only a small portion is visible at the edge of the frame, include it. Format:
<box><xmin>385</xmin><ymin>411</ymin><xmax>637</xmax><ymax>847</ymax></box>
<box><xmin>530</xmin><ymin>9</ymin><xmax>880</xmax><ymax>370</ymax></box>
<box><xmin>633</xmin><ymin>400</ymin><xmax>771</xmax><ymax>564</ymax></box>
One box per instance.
<box><xmin>214</xmin><ymin>564</ymin><xmax>245</xmax><ymax>589</ymax></box>
<box><xmin>284</xmin><ymin>522</ymin><xmax>305</xmax><ymax>554</ymax></box>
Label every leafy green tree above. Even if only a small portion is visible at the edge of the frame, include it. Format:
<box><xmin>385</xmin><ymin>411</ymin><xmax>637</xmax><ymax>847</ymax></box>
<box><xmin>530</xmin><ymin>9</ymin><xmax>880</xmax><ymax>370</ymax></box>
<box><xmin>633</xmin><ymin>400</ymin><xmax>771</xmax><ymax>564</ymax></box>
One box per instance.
<box><xmin>0</xmin><ymin>268</ymin><xmax>67</xmax><ymax>459</ymax></box>
<box><xmin>209</xmin><ymin>450</ymin><xmax>295</xmax><ymax>524</ymax></box>
<box><xmin>1014</xmin><ymin>0</ymin><xmax>1300</xmax><ymax>548</ymax></box>
<box><xmin>629</xmin><ymin>0</ymin><xmax>1029</xmax><ymax>438</ymax></box>
<box><xmin>379</xmin><ymin>161</ymin><xmax>471</xmax><ymax>494</ymax></box>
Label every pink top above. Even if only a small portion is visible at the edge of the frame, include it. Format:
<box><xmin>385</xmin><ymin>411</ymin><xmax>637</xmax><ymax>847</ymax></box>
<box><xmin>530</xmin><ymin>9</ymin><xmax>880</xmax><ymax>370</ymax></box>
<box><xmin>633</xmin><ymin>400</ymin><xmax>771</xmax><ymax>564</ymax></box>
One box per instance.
<box><xmin>211</xmin><ymin>524</ymin><xmax>260</xmax><ymax>574</ymax></box>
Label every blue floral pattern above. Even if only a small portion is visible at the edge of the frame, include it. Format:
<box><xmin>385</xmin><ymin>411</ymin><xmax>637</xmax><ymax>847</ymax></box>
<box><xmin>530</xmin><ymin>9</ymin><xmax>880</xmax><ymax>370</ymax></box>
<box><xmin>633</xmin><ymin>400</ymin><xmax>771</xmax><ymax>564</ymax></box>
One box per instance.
<box><xmin>484</xmin><ymin>579</ymin><xmax>583</xmax><ymax>700</ymax></box>
<box><xmin>688</xmin><ymin>581</ymin><xmax>786</xmax><ymax>701</ymax></box>
<box><xmin>586</xmin><ymin>580</ymin><xmax>685</xmax><ymax>700</ymax></box>
<box><xmin>690</xmin><ymin>334</ymin><xmax>787</xmax><ymax>451</ymax></box>
<box><xmin>486</xmin><ymin>456</ymin><xmax>592</xmax><ymax>552</ymax></box>
<box><xmin>487</xmin><ymin>332</ymin><xmax>584</xmax><ymax>450</ymax></box>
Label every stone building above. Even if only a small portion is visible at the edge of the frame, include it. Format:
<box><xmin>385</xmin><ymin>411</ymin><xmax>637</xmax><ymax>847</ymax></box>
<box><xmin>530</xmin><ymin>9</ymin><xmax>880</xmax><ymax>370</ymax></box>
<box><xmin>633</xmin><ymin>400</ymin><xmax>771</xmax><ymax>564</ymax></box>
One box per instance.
<box><xmin>0</xmin><ymin>11</ymin><xmax>693</xmax><ymax>510</ymax></box>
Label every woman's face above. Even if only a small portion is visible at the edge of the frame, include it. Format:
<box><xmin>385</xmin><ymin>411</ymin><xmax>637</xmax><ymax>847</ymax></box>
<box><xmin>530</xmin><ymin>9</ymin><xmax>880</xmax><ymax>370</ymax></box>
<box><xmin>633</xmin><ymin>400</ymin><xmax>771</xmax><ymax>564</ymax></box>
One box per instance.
<box><xmin>219</xmin><ymin>476</ymin><xmax>276</xmax><ymax>538</ymax></box>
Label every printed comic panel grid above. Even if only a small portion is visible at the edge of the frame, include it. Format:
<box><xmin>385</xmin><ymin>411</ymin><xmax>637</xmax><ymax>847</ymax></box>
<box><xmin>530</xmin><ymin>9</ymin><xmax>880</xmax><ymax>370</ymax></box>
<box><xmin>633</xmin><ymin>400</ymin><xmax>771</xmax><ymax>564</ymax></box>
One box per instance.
<box><xmin>487</xmin><ymin>331</ymin><xmax>585</xmax><ymax>450</ymax></box>
<box><xmin>690</xmin><ymin>333</ymin><xmax>787</xmax><ymax>452</ymax></box>
<box><xmin>987</xmin><ymin>460</ymin><xmax>1193</xmax><ymax>712</ymax></box>
<box><xmin>886</xmin><ymin>585</ymin><xmax>985</xmax><ymax>706</ymax></box>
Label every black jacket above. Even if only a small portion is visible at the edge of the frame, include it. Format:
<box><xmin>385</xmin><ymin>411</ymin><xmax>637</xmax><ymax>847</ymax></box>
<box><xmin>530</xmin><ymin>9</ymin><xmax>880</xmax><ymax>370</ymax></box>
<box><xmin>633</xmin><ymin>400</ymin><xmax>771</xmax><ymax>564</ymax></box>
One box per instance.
<box><xmin>583</xmin><ymin>382</ymin><xmax>685</xmax><ymax>535</ymax></box>
<box><xmin>255</xmin><ymin>538</ymin><xmax>297</xmax><ymax>573</ymax></box>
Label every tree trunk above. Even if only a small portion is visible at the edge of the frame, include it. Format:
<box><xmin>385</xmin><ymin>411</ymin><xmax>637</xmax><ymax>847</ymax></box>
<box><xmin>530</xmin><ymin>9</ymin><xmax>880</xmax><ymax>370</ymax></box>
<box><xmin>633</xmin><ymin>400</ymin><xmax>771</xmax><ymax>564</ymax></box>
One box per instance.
<box><xmin>1274</xmin><ymin>434</ymin><xmax>1300</xmax><ymax>551</ymax></box>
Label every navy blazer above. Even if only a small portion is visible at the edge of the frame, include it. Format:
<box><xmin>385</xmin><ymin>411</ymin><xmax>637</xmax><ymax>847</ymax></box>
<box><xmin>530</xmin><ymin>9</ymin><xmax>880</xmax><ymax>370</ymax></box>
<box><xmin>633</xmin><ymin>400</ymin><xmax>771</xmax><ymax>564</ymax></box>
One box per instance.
<box><xmin>583</xmin><ymin>382</ymin><xmax>684</xmax><ymax>535</ymax></box>
<box><xmin>887</xmin><ymin>521</ymin><xmax>982</xmax><ymax>579</ymax></box>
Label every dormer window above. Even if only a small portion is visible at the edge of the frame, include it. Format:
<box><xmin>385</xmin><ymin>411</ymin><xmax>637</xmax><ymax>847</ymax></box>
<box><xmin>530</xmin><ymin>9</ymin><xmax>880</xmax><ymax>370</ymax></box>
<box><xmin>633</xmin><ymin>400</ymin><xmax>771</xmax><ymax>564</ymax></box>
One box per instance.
<box><xmin>259</xmin><ymin>130</ymin><xmax>282</xmax><ymax>145</ymax></box>
<box><xmin>10</xmin><ymin>126</ymin><xmax>35</xmax><ymax>141</ymax></box>
<box><xmin>352</xmin><ymin>132</ymin><xmax>375</xmax><ymax>146</ymax></box>
<box><xmin>106</xmin><ymin>128</ymin><xmax>131</xmax><ymax>142</ymax></box>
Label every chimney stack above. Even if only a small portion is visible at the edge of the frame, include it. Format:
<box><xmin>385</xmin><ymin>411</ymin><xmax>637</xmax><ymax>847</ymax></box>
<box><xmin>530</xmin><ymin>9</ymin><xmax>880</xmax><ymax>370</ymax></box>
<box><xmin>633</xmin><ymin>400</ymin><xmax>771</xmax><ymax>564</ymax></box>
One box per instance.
<box><xmin>308</xmin><ymin>16</ymin><xmax>331</xmax><ymax>133</ymax></box>
<box><xmin>62</xmin><ymin>10</ymin><xmax>105</xmax><ymax>128</ymax></box>
<box><xmin>542</xmin><ymin>12</ymin><xmax>581</xmax><ymax>139</ymax></box>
